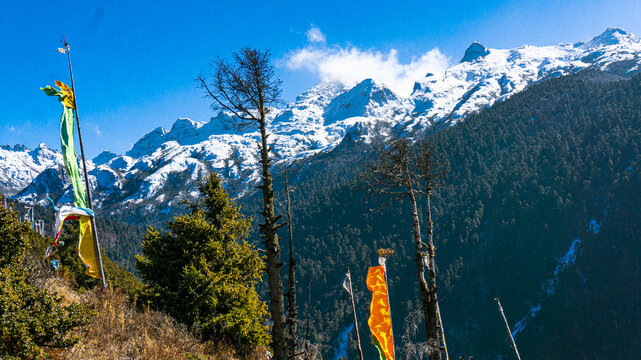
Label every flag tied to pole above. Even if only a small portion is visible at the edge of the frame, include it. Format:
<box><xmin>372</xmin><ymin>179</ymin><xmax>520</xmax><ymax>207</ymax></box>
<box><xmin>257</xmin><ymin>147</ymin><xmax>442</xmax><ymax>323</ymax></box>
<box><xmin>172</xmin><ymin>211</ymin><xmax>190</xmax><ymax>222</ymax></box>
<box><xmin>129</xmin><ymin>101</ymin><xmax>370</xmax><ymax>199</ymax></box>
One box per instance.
<box><xmin>367</xmin><ymin>265</ymin><xmax>394</xmax><ymax>360</ymax></box>
<box><xmin>42</xmin><ymin>82</ymin><xmax>100</xmax><ymax>279</ymax></box>
<box><xmin>342</xmin><ymin>270</ymin><xmax>352</xmax><ymax>296</ymax></box>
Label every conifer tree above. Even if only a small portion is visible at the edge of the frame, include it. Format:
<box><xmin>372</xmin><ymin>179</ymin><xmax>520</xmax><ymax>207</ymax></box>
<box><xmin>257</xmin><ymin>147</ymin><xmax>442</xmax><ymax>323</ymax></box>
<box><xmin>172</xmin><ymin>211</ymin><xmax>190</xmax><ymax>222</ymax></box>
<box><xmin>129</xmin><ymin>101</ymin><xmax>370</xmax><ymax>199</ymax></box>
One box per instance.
<box><xmin>198</xmin><ymin>48</ymin><xmax>288</xmax><ymax>359</ymax></box>
<box><xmin>135</xmin><ymin>172</ymin><xmax>269</xmax><ymax>352</ymax></box>
<box><xmin>0</xmin><ymin>198</ymin><xmax>93</xmax><ymax>359</ymax></box>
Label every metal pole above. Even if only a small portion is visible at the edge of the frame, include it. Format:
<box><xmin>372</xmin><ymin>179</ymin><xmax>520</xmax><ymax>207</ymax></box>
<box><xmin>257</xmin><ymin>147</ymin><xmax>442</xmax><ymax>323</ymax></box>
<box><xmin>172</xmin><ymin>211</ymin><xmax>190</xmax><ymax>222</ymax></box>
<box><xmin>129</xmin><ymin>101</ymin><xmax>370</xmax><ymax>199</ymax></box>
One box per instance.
<box><xmin>494</xmin><ymin>298</ymin><xmax>522</xmax><ymax>360</ymax></box>
<box><xmin>346</xmin><ymin>269</ymin><xmax>364</xmax><ymax>360</ymax></box>
<box><xmin>63</xmin><ymin>40</ymin><xmax>107</xmax><ymax>288</ymax></box>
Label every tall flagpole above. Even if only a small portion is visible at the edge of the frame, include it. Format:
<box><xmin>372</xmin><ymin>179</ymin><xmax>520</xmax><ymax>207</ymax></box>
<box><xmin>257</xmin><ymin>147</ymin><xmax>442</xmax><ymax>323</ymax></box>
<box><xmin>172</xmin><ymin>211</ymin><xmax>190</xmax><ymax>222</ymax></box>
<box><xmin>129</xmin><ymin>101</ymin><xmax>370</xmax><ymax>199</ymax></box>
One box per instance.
<box><xmin>346</xmin><ymin>268</ymin><xmax>364</xmax><ymax>360</ymax></box>
<box><xmin>61</xmin><ymin>40</ymin><xmax>107</xmax><ymax>288</ymax></box>
<box><xmin>377</xmin><ymin>248</ymin><xmax>396</xmax><ymax>360</ymax></box>
<box><xmin>495</xmin><ymin>298</ymin><xmax>522</xmax><ymax>360</ymax></box>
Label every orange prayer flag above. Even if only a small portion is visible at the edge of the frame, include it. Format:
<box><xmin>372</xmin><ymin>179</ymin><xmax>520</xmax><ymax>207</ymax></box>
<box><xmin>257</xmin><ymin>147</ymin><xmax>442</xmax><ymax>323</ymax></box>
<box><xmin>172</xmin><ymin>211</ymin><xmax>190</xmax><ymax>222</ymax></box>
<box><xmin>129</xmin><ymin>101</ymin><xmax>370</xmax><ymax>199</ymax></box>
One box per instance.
<box><xmin>367</xmin><ymin>265</ymin><xmax>394</xmax><ymax>360</ymax></box>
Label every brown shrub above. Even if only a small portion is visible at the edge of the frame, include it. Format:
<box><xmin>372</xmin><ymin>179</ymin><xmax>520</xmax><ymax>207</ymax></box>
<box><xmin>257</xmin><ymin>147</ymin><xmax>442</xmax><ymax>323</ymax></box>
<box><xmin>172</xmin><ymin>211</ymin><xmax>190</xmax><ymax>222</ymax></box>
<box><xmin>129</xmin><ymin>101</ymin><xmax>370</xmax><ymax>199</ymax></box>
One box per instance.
<box><xmin>52</xmin><ymin>288</ymin><xmax>268</xmax><ymax>360</ymax></box>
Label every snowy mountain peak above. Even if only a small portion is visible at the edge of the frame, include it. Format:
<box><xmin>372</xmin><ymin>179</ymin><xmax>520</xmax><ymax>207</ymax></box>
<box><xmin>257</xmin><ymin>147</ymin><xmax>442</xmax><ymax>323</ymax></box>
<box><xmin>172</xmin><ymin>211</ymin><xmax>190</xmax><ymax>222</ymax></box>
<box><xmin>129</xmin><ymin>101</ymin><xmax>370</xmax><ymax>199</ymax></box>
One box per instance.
<box><xmin>461</xmin><ymin>41</ymin><xmax>491</xmax><ymax>63</ymax></box>
<box><xmin>170</xmin><ymin>118</ymin><xmax>201</xmax><ymax>133</ymax></box>
<box><xmin>93</xmin><ymin>151</ymin><xmax>119</xmax><ymax>166</ymax></box>
<box><xmin>2</xmin><ymin>144</ymin><xmax>28</xmax><ymax>152</ymax></box>
<box><xmin>323</xmin><ymin>78</ymin><xmax>399</xmax><ymax>123</ymax></box>
<box><xmin>127</xmin><ymin>126</ymin><xmax>169</xmax><ymax>157</ymax></box>
<box><xmin>585</xmin><ymin>28</ymin><xmax>638</xmax><ymax>48</ymax></box>
<box><xmin>293</xmin><ymin>79</ymin><xmax>346</xmax><ymax>108</ymax></box>
<box><xmin>204</xmin><ymin>112</ymin><xmax>241</xmax><ymax>134</ymax></box>
<box><xmin>0</xmin><ymin>143</ymin><xmax>62</xmax><ymax>196</ymax></box>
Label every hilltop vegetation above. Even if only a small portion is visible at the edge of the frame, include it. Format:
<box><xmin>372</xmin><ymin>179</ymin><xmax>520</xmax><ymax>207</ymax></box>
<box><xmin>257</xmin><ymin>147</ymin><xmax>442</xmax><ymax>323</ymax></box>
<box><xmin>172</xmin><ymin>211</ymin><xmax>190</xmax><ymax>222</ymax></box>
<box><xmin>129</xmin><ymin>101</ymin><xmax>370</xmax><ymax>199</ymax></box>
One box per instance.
<box><xmin>0</xmin><ymin>180</ymin><xmax>270</xmax><ymax>359</ymax></box>
<box><xmin>3</xmin><ymin>68</ymin><xmax>640</xmax><ymax>359</ymax></box>
<box><xmin>234</xmin><ymin>70</ymin><xmax>641</xmax><ymax>359</ymax></box>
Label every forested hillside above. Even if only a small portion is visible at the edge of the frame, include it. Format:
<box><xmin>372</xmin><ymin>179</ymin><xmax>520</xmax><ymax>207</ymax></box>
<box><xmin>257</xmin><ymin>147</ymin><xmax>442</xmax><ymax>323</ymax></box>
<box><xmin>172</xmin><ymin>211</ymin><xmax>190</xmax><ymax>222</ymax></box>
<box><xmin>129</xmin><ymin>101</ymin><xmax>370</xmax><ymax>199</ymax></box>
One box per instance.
<box><xmin>239</xmin><ymin>70</ymin><xmax>641</xmax><ymax>359</ymax></box>
<box><xmin>16</xmin><ymin>68</ymin><xmax>639</xmax><ymax>359</ymax></box>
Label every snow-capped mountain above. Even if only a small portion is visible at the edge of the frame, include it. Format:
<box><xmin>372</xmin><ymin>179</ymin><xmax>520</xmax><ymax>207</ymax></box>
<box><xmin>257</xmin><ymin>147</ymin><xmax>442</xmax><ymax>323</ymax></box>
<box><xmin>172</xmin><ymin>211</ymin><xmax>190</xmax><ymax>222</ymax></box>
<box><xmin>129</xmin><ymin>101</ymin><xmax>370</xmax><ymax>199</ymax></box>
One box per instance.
<box><xmin>0</xmin><ymin>143</ymin><xmax>62</xmax><ymax>196</ymax></box>
<box><xmin>401</xmin><ymin>27</ymin><xmax>641</xmax><ymax>132</ymax></box>
<box><xmin>7</xmin><ymin>28</ymin><xmax>641</xmax><ymax>215</ymax></box>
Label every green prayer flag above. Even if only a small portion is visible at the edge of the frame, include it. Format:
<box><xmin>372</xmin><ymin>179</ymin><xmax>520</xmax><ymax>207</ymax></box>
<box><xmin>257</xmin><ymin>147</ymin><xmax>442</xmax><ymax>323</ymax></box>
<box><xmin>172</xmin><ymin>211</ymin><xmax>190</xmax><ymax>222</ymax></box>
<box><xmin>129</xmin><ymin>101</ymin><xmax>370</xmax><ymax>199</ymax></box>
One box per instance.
<box><xmin>41</xmin><ymin>82</ymin><xmax>87</xmax><ymax>208</ymax></box>
<box><xmin>42</xmin><ymin>81</ymin><xmax>101</xmax><ymax>280</ymax></box>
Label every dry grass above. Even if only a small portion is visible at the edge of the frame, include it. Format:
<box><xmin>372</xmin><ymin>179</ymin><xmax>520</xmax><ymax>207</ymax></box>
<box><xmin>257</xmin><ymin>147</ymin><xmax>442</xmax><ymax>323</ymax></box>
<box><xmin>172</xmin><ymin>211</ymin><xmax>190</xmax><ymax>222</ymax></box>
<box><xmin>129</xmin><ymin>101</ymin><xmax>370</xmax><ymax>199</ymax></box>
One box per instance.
<box><xmin>48</xmin><ymin>287</ymin><xmax>267</xmax><ymax>360</ymax></box>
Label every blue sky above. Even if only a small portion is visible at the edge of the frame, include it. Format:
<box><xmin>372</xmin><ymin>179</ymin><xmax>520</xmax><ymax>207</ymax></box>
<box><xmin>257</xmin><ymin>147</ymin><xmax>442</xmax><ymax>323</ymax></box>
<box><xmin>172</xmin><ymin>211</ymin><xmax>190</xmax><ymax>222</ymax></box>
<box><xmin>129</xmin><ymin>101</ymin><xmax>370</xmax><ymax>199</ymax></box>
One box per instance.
<box><xmin>2</xmin><ymin>0</ymin><xmax>640</xmax><ymax>158</ymax></box>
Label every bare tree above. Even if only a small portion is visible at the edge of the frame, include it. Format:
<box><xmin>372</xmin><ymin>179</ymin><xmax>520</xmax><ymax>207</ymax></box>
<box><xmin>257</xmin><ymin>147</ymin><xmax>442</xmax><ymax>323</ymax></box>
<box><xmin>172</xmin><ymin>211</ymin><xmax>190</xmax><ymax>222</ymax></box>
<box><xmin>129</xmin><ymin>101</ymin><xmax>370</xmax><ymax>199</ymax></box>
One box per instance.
<box><xmin>363</xmin><ymin>138</ymin><xmax>448</xmax><ymax>360</ymax></box>
<box><xmin>198</xmin><ymin>48</ymin><xmax>288</xmax><ymax>359</ymax></box>
<box><xmin>285</xmin><ymin>173</ymin><xmax>299</xmax><ymax>358</ymax></box>
<box><xmin>416</xmin><ymin>141</ymin><xmax>450</xmax><ymax>360</ymax></box>
<box><xmin>400</xmin><ymin>308</ymin><xmax>430</xmax><ymax>360</ymax></box>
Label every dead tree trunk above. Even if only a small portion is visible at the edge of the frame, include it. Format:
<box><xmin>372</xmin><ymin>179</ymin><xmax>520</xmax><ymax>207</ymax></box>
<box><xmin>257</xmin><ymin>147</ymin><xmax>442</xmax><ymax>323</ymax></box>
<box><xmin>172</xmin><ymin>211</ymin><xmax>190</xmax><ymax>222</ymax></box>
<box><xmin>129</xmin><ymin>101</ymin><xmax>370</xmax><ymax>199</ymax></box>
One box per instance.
<box><xmin>405</xmin><ymin>170</ymin><xmax>440</xmax><ymax>360</ymax></box>
<box><xmin>258</xmin><ymin>120</ymin><xmax>288</xmax><ymax>360</ymax></box>
<box><xmin>285</xmin><ymin>175</ymin><xmax>298</xmax><ymax>358</ymax></box>
<box><xmin>423</xmin><ymin>188</ymin><xmax>441</xmax><ymax>360</ymax></box>
<box><xmin>418</xmin><ymin>140</ymin><xmax>450</xmax><ymax>360</ymax></box>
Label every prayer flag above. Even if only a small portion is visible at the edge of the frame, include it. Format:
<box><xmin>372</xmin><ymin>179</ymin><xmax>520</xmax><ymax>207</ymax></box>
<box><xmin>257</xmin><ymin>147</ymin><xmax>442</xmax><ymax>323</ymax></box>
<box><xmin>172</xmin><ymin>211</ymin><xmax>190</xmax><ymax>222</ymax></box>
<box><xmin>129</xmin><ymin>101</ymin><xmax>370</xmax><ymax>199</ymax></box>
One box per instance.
<box><xmin>342</xmin><ymin>271</ymin><xmax>352</xmax><ymax>296</ymax></box>
<box><xmin>52</xmin><ymin>206</ymin><xmax>100</xmax><ymax>279</ymax></box>
<box><xmin>367</xmin><ymin>265</ymin><xmax>394</xmax><ymax>360</ymax></box>
<box><xmin>43</xmin><ymin>82</ymin><xmax>100</xmax><ymax>279</ymax></box>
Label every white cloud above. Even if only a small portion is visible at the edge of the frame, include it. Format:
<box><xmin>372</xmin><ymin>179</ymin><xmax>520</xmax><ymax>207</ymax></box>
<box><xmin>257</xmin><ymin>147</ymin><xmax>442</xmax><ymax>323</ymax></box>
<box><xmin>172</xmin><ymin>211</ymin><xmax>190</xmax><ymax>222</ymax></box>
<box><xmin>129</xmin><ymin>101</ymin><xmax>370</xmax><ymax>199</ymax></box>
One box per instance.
<box><xmin>86</xmin><ymin>123</ymin><xmax>102</xmax><ymax>136</ymax></box>
<box><xmin>306</xmin><ymin>26</ymin><xmax>326</xmax><ymax>43</ymax></box>
<box><xmin>286</xmin><ymin>28</ymin><xmax>451</xmax><ymax>97</ymax></box>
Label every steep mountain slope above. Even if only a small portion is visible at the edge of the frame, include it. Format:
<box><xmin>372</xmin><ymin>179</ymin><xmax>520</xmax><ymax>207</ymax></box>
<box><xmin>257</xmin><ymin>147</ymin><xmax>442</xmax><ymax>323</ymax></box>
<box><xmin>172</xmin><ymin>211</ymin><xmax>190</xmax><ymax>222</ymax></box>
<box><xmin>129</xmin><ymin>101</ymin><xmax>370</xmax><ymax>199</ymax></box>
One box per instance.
<box><xmin>267</xmin><ymin>70</ymin><xmax>641</xmax><ymax>359</ymax></box>
<box><xmin>0</xmin><ymin>144</ymin><xmax>61</xmax><ymax>196</ymax></box>
<box><xmin>8</xmin><ymin>28</ymin><xmax>641</xmax><ymax>221</ymax></box>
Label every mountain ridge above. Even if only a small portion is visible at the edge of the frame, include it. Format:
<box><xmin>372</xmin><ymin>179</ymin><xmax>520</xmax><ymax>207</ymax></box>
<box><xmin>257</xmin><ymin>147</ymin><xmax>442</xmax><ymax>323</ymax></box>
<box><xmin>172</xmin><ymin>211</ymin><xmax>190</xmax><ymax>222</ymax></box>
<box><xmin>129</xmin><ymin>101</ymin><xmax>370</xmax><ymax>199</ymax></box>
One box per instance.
<box><xmin>2</xmin><ymin>28</ymin><xmax>640</xmax><ymax>219</ymax></box>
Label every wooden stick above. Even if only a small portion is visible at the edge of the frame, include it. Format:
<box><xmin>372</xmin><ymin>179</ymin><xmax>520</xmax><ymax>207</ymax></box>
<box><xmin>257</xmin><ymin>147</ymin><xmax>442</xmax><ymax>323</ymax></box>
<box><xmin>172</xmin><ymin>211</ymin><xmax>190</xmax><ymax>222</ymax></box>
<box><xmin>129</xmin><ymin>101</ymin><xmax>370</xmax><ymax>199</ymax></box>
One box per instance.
<box><xmin>495</xmin><ymin>298</ymin><xmax>522</xmax><ymax>360</ymax></box>
<box><xmin>347</xmin><ymin>269</ymin><xmax>364</xmax><ymax>360</ymax></box>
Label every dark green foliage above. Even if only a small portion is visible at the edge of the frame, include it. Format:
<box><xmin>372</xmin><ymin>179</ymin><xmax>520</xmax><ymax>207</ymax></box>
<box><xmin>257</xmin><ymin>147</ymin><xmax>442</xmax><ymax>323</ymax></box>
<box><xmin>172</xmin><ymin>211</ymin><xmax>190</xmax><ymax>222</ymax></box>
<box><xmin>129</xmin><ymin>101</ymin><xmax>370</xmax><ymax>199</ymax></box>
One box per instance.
<box><xmin>0</xmin><ymin>267</ymin><xmax>94</xmax><ymax>359</ymax></box>
<box><xmin>136</xmin><ymin>172</ymin><xmax>269</xmax><ymax>352</ymax></box>
<box><xmin>239</xmin><ymin>70</ymin><xmax>641</xmax><ymax>359</ymax></box>
<box><xmin>0</xmin><ymin>203</ymin><xmax>94</xmax><ymax>359</ymax></box>
<box><xmin>0</xmin><ymin>202</ymin><xmax>31</xmax><ymax>267</ymax></box>
<box><xmin>96</xmin><ymin>217</ymin><xmax>147</xmax><ymax>272</ymax></box>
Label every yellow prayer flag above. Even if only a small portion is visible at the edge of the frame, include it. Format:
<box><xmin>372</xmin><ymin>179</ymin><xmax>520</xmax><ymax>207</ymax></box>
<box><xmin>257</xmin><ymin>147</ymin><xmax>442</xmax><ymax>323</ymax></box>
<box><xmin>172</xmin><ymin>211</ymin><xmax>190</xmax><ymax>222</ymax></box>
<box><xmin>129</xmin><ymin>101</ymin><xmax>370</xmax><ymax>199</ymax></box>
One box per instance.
<box><xmin>54</xmin><ymin>80</ymin><xmax>76</xmax><ymax>109</ymax></box>
<box><xmin>79</xmin><ymin>216</ymin><xmax>100</xmax><ymax>279</ymax></box>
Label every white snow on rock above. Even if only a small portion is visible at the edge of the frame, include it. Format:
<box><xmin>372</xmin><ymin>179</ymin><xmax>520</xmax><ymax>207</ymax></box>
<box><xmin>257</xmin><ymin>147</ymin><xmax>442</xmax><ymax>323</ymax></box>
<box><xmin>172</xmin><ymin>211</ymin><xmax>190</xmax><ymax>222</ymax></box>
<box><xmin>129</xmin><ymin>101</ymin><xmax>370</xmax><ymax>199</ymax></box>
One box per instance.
<box><xmin>7</xmin><ymin>28</ymin><xmax>641</xmax><ymax>214</ymax></box>
<box><xmin>0</xmin><ymin>143</ymin><xmax>62</xmax><ymax>196</ymax></box>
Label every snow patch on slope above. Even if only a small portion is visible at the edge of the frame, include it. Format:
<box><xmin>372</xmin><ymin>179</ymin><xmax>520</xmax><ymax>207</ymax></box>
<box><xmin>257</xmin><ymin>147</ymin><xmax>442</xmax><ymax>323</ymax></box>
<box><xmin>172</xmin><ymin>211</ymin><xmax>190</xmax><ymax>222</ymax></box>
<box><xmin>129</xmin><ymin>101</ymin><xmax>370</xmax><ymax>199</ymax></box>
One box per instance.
<box><xmin>512</xmin><ymin>238</ymin><xmax>582</xmax><ymax>336</ymax></box>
